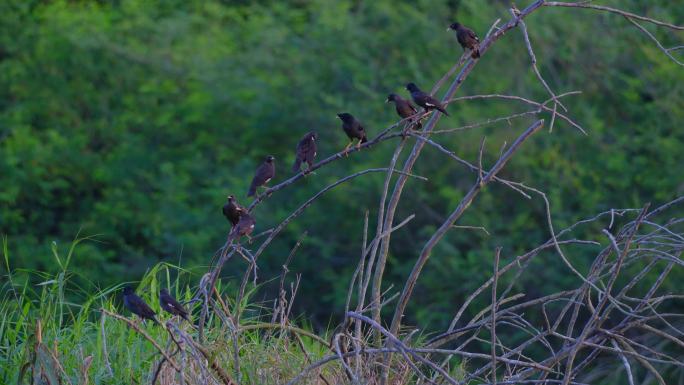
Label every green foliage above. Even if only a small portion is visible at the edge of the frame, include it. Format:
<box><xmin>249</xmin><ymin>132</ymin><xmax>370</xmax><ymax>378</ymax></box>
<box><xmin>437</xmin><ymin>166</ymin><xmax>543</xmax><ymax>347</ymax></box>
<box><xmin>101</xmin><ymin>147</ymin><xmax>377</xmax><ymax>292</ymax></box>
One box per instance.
<box><xmin>1</xmin><ymin>0</ymin><xmax>683</xmax><ymax>332</ymax></box>
<box><xmin>0</xmin><ymin>241</ymin><xmax>347</xmax><ymax>384</ymax></box>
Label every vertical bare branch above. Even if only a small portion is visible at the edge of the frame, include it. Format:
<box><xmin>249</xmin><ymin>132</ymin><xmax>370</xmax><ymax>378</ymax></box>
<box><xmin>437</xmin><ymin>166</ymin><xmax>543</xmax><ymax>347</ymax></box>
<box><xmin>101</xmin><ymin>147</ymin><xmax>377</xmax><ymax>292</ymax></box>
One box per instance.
<box><xmin>389</xmin><ymin>119</ymin><xmax>544</xmax><ymax>337</ymax></box>
<box><xmin>491</xmin><ymin>247</ymin><xmax>502</xmax><ymax>385</ymax></box>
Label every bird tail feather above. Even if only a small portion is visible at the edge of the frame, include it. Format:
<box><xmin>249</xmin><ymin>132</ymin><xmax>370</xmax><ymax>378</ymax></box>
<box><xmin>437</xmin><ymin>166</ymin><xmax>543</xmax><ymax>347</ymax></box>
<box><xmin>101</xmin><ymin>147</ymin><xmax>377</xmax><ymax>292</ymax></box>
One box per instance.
<box><xmin>437</xmin><ymin>106</ymin><xmax>450</xmax><ymax>116</ymax></box>
<box><xmin>247</xmin><ymin>183</ymin><xmax>256</xmax><ymax>197</ymax></box>
<box><xmin>292</xmin><ymin>158</ymin><xmax>302</xmax><ymax>173</ymax></box>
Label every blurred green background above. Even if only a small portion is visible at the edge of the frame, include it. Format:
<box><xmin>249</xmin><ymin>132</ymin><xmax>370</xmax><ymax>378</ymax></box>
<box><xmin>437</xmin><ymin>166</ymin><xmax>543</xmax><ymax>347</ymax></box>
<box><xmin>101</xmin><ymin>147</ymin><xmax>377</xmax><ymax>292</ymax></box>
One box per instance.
<box><xmin>1</xmin><ymin>0</ymin><xmax>682</xmax><ymax>330</ymax></box>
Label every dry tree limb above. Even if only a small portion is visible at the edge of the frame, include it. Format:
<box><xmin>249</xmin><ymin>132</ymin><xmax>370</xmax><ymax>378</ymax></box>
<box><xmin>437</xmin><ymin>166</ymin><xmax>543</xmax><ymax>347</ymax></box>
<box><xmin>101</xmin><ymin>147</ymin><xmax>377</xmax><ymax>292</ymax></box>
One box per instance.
<box><xmin>543</xmin><ymin>2</ymin><xmax>684</xmax><ymax>30</ymax></box>
<box><xmin>516</xmin><ymin>16</ymin><xmax>566</xmax><ymax>132</ymax></box>
<box><xmin>364</xmin><ymin>139</ymin><xmax>408</xmax><ymax>327</ymax></box>
<box><xmin>347</xmin><ymin>312</ymin><xmax>460</xmax><ymax>385</ymax></box>
<box><xmin>443</xmin><ymin>92</ymin><xmax>585</xmax><ymax>133</ymax></box>
<box><xmin>166</xmin><ymin>322</ymin><xmax>237</xmax><ymax>385</ymax></box>
<box><xmin>624</xmin><ymin>17</ymin><xmax>684</xmax><ymax>66</ymax></box>
<box><xmin>100</xmin><ymin>309</ymin><xmax>181</xmax><ymax>372</ymax></box>
<box><xmin>249</xmin><ymin>167</ymin><xmax>426</xmax><ymax>267</ymax></box>
<box><xmin>389</xmin><ymin>119</ymin><xmax>545</xmax><ymax>337</ymax></box>
<box><xmin>491</xmin><ymin>247</ymin><xmax>502</xmax><ymax>385</ymax></box>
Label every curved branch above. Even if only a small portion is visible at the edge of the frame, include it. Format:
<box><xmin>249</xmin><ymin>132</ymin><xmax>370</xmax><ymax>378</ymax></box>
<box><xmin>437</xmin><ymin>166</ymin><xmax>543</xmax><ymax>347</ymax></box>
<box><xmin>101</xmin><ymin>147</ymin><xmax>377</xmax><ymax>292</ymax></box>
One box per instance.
<box><xmin>543</xmin><ymin>2</ymin><xmax>684</xmax><ymax>30</ymax></box>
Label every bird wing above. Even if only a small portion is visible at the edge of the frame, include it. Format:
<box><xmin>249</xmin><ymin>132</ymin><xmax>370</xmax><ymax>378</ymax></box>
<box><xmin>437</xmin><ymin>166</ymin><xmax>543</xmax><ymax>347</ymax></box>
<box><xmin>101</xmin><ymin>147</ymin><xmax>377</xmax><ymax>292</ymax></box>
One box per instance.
<box><xmin>237</xmin><ymin>214</ymin><xmax>256</xmax><ymax>235</ymax></box>
<box><xmin>408</xmin><ymin>102</ymin><xmax>418</xmax><ymax>113</ymax></box>
<box><xmin>295</xmin><ymin>139</ymin><xmax>306</xmax><ymax>159</ymax></box>
<box><xmin>305</xmin><ymin>140</ymin><xmax>317</xmax><ymax>163</ymax></box>
<box><xmin>167</xmin><ymin>299</ymin><xmax>188</xmax><ymax>316</ymax></box>
<box><xmin>130</xmin><ymin>295</ymin><xmax>156</xmax><ymax>318</ymax></box>
<box><xmin>254</xmin><ymin>163</ymin><xmax>274</xmax><ymax>185</ymax></box>
<box><xmin>468</xmin><ymin>29</ymin><xmax>479</xmax><ymax>42</ymax></box>
<box><xmin>424</xmin><ymin>95</ymin><xmax>442</xmax><ymax>107</ymax></box>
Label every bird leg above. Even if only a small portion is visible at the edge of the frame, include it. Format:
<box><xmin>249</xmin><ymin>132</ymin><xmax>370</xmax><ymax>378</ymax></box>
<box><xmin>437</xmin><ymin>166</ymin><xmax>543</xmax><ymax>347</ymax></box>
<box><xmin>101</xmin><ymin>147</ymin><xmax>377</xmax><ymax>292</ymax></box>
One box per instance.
<box><xmin>356</xmin><ymin>139</ymin><xmax>362</xmax><ymax>150</ymax></box>
<box><xmin>303</xmin><ymin>164</ymin><xmax>315</xmax><ymax>177</ymax></box>
<box><xmin>343</xmin><ymin>141</ymin><xmax>352</xmax><ymax>157</ymax></box>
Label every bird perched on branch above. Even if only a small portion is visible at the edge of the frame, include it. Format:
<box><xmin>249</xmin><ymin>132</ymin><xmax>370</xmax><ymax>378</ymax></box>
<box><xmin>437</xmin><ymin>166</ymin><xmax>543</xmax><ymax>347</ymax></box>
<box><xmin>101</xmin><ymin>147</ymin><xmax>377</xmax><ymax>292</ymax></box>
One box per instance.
<box><xmin>232</xmin><ymin>211</ymin><xmax>256</xmax><ymax>242</ymax></box>
<box><xmin>222</xmin><ymin>195</ymin><xmax>244</xmax><ymax>227</ymax></box>
<box><xmin>123</xmin><ymin>286</ymin><xmax>159</xmax><ymax>325</ymax></box>
<box><xmin>448</xmin><ymin>22</ymin><xmax>480</xmax><ymax>59</ymax></box>
<box><xmin>336</xmin><ymin>113</ymin><xmax>367</xmax><ymax>154</ymax></box>
<box><xmin>386</xmin><ymin>93</ymin><xmax>422</xmax><ymax>130</ymax></box>
<box><xmin>292</xmin><ymin>131</ymin><xmax>318</xmax><ymax>173</ymax></box>
<box><xmin>159</xmin><ymin>288</ymin><xmax>190</xmax><ymax>322</ymax></box>
<box><xmin>247</xmin><ymin>155</ymin><xmax>275</xmax><ymax>197</ymax></box>
<box><xmin>406</xmin><ymin>83</ymin><xmax>449</xmax><ymax>116</ymax></box>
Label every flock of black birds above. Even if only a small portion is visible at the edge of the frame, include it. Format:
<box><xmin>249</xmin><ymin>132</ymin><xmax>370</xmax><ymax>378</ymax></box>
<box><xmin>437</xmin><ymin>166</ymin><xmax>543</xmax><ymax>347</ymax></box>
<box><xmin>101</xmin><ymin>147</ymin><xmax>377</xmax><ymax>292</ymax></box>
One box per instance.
<box><xmin>121</xmin><ymin>21</ymin><xmax>480</xmax><ymax>326</ymax></box>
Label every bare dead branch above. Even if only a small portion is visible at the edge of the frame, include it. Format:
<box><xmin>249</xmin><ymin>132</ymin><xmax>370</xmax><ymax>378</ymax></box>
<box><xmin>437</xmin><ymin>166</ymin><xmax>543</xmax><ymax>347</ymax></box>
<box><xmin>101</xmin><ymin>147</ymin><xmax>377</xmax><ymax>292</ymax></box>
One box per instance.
<box><xmin>543</xmin><ymin>2</ymin><xmax>684</xmax><ymax>30</ymax></box>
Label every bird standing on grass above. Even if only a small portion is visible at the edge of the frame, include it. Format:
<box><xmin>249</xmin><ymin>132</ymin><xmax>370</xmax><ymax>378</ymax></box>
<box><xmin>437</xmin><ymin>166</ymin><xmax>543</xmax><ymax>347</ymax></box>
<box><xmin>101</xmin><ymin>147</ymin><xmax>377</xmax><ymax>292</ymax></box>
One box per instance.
<box><xmin>159</xmin><ymin>289</ymin><xmax>190</xmax><ymax>322</ymax></box>
<box><xmin>247</xmin><ymin>155</ymin><xmax>276</xmax><ymax>197</ymax></box>
<box><xmin>336</xmin><ymin>113</ymin><xmax>367</xmax><ymax>154</ymax></box>
<box><xmin>406</xmin><ymin>83</ymin><xmax>449</xmax><ymax>116</ymax></box>
<box><xmin>223</xmin><ymin>195</ymin><xmax>244</xmax><ymax>227</ymax></box>
<box><xmin>386</xmin><ymin>93</ymin><xmax>422</xmax><ymax>130</ymax></box>
<box><xmin>448</xmin><ymin>22</ymin><xmax>480</xmax><ymax>59</ymax></box>
<box><xmin>292</xmin><ymin>131</ymin><xmax>318</xmax><ymax>173</ymax></box>
<box><xmin>123</xmin><ymin>286</ymin><xmax>159</xmax><ymax>325</ymax></box>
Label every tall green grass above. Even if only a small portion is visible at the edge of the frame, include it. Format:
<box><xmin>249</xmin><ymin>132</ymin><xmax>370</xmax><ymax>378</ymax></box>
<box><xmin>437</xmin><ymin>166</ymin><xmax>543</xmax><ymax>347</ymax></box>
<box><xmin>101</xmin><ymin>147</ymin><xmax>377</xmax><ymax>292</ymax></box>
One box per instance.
<box><xmin>0</xmin><ymin>236</ymin><xmax>350</xmax><ymax>384</ymax></box>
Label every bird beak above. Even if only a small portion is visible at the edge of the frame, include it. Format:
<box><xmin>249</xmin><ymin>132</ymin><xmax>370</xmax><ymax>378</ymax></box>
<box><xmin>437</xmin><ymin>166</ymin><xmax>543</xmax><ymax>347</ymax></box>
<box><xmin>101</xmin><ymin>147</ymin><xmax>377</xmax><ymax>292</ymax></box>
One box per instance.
<box><xmin>446</xmin><ymin>27</ymin><xmax>452</xmax><ymax>31</ymax></box>
<box><xmin>385</xmin><ymin>98</ymin><xmax>390</xmax><ymax>103</ymax></box>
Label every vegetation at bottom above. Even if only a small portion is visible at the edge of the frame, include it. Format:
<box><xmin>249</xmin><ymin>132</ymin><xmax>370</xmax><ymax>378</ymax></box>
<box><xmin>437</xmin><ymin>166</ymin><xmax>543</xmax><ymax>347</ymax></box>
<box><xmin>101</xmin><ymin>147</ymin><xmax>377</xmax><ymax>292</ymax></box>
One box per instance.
<box><xmin>0</xmin><ymin>242</ymin><xmax>467</xmax><ymax>384</ymax></box>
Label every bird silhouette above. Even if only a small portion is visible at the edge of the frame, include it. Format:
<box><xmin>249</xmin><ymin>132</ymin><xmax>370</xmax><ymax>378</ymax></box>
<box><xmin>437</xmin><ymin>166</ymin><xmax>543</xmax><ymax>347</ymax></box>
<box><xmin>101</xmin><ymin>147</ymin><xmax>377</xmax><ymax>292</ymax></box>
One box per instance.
<box><xmin>123</xmin><ymin>286</ymin><xmax>159</xmax><ymax>325</ymax></box>
<box><xmin>248</xmin><ymin>155</ymin><xmax>276</xmax><ymax>197</ymax></box>
<box><xmin>448</xmin><ymin>22</ymin><xmax>480</xmax><ymax>59</ymax></box>
<box><xmin>336</xmin><ymin>113</ymin><xmax>367</xmax><ymax>154</ymax></box>
<box><xmin>293</xmin><ymin>131</ymin><xmax>318</xmax><ymax>173</ymax></box>
<box><xmin>159</xmin><ymin>288</ymin><xmax>190</xmax><ymax>322</ymax></box>
<box><xmin>386</xmin><ymin>93</ymin><xmax>422</xmax><ymax>130</ymax></box>
<box><xmin>406</xmin><ymin>83</ymin><xmax>449</xmax><ymax>116</ymax></box>
<box><xmin>223</xmin><ymin>195</ymin><xmax>244</xmax><ymax>227</ymax></box>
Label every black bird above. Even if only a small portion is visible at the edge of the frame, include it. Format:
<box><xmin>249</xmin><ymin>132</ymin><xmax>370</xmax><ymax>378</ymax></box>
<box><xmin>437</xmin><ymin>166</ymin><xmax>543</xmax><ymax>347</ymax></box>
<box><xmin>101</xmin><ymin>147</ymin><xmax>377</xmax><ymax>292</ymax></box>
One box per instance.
<box><xmin>406</xmin><ymin>83</ymin><xmax>449</xmax><ymax>116</ymax></box>
<box><xmin>123</xmin><ymin>286</ymin><xmax>159</xmax><ymax>325</ymax></box>
<box><xmin>336</xmin><ymin>113</ymin><xmax>367</xmax><ymax>153</ymax></box>
<box><xmin>232</xmin><ymin>211</ymin><xmax>256</xmax><ymax>242</ymax></box>
<box><xmin>222</xmin><ymin>195</ymin><xmax>243</xmax><ymax>227</ymax></box>
<box><xmin>292</xmin><ymin>131</ymin><xmax>318</xmax><ymax>173</ymax></box>
<box><xmin>159</xmin><ymin>288</ymin><xmax>190</xmax><ymax>322</ymax></box>
<box><xmin>448</xmin><ymin>22</ymin><xmax>480</xmax><ymax>59</ymax></box>
<box><xmin>386</xmin><ymin>93</ymin><xmax>422</xmax><ymax>130</ymax></box>
<box><xmin>247</xmin><ymin>155</ymin><xmax>275</xmax><ymax>197</ymax></box>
